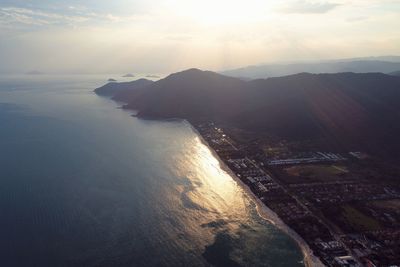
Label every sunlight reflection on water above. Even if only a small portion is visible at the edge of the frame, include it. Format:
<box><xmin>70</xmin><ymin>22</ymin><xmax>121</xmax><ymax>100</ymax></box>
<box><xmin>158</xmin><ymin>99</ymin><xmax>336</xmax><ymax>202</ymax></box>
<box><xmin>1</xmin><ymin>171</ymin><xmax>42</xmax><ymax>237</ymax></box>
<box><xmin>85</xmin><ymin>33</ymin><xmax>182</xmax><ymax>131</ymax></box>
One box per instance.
<box><xmin>0</xmin><ymin>75</ymin><xmax>304</xmax><ymax>267</ymax></box>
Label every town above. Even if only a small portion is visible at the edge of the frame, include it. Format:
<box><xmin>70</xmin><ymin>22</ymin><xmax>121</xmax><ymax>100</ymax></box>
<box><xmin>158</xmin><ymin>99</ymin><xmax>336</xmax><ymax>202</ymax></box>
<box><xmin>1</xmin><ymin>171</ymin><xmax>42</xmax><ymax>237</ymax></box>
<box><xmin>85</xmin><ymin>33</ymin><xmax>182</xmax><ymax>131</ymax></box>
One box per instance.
<box><xmin>194</xmin><ymin>122</ymin><xmax>400</xmax><ymax>267</ymax></box>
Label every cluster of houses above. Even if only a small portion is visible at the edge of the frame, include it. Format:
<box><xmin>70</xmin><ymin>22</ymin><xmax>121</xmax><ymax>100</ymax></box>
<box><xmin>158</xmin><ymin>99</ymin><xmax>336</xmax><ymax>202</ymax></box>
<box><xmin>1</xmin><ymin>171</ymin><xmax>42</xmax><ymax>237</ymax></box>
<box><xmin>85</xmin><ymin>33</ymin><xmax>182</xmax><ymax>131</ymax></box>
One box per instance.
<box><xmin>194</xmin><ymin>122</ymin><xmax>400</xmax><ymax>267</ymax></box>
<box><xmin>267</xmin><ymin>152</ymin><xmax>347</xmax><ymax>166</ymax></box>
<box><xmin>292</xmin><ymin>182</ymin><xmax>400</xmax><ymax>204</ymax></box>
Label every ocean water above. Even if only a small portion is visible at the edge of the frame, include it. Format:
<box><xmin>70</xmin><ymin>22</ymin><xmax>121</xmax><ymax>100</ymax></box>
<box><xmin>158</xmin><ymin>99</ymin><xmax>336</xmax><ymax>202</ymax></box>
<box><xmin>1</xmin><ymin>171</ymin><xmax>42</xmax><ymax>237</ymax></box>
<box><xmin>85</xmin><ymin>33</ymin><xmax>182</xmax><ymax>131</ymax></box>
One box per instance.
<box><xmin>0</xmin><ymin>74</ymin><xmax>304</xmax><ymax>267</ymax></box>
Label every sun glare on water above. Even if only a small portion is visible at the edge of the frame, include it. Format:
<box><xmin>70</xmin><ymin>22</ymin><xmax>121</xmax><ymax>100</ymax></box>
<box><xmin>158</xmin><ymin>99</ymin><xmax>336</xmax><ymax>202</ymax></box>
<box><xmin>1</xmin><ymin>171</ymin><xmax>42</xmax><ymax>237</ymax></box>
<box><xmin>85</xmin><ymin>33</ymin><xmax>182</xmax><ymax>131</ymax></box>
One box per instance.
<box><xmin>186</xmin><ymin>136</ymin><xmax>244</xmax><ymax>213</ymax></box>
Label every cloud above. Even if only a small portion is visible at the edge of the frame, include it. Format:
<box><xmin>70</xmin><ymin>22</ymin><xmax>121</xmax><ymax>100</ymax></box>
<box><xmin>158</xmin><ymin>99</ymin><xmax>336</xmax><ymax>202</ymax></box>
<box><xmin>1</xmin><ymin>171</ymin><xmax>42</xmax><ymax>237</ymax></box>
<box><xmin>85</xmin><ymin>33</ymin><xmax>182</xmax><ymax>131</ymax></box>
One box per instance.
<box><xmin>0</xmin><ymin>5</ymin><xmax>152</xmax><ymax>33</ymax></box>
<box><xmin>0</xmin><ymin>7</ymin><xmax>93</xmax><ymax>29</ymax></box>
<box><xmin>0</xmin><ymin>8</ymin><xmax>49</xmax><ymax>27</ymax></box>
<box><xmin>0</xmin><ymin>0</ymin><xmax>399</xmax><ymax>73</ymax></box>
<box><xmin>279</xmin><ymin>0</ymin><xmax>340</xmax><ymax>14</ymax></box>
<box><xmin>346</xmin><ymin>16</ymin><xmax>369</xmax><ymax>22</ymax></box>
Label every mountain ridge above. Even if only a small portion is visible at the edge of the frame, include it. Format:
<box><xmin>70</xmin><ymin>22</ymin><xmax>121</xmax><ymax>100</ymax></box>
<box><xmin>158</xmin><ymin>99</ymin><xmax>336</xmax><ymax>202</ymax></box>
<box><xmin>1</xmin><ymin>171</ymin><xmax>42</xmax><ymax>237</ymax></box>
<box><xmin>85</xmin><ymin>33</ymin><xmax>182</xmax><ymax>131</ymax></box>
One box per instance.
<box><xmin>94</xmin><ymin>78</ymin><xmax>153</xmax><ymax>97</ymax></box>
<box><xmin>96</xmin><ymin>69</ymin><xmax>400</xmax><ymax>157</ymax></box>
<box><xmin>222</xmin><ymin>59</ymin><xmax>400</xmax><ymax>79</ymax></box>
<box><xmin>389</xmin><ymin>70</ymin><xmax>400</xmax><ymax>77</ymax></box>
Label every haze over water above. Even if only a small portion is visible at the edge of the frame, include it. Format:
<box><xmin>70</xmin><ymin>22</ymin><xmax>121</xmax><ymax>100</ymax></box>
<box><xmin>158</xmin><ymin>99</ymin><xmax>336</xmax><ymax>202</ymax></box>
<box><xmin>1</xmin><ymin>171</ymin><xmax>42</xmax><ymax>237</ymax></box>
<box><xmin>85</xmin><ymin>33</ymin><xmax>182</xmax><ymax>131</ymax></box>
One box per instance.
<box><xmin>0</xmin><ymin>75</ymin><xmax>303</xmax><ymax>267</ymax></box>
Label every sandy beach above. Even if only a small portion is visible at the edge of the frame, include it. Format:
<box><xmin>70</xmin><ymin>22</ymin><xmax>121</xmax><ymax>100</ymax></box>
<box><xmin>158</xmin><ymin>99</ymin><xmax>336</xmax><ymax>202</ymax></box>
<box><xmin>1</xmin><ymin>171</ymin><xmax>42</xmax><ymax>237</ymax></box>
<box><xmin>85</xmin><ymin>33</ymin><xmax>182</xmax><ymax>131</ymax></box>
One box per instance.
<box><xmin>229</xmin><ymin>171</ymin><xmax>326</xmax><ymax>267</ymax></box>
<box><xmin>192</xmin><ymin>124</ymin><xmax>326</xmax><ymax>267</ymax></box>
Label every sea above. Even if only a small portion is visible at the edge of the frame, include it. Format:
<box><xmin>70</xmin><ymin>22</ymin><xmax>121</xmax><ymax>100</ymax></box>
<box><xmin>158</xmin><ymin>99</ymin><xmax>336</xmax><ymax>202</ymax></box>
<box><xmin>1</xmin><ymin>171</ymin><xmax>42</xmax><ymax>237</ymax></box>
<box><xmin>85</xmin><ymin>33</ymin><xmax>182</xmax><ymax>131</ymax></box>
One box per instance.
<box><xmin>0</xmin><ymin>74</ymin><xmax>304</xmax><ymax>267</ymax></box>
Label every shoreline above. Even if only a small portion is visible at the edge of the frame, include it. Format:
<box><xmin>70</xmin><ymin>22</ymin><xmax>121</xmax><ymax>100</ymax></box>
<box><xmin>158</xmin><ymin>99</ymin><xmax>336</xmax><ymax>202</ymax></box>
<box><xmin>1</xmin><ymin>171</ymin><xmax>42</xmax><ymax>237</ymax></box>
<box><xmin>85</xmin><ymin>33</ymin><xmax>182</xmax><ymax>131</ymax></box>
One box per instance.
<box><xmin>116</xmin><ymin>110</ymin><xmax>325</xmax><ymax>266</ymax></box>
<box><xmin>190</xmin><ymin>123</ymin><xmax>326</xmax><ymax>267</ymax></box>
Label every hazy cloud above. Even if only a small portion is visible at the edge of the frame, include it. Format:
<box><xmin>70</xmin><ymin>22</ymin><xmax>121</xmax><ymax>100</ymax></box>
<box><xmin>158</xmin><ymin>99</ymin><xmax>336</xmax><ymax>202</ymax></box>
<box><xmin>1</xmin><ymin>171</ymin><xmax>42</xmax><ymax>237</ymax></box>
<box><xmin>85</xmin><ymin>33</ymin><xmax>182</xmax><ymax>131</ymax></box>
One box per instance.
<box><xmin>0</xmin><ymin>6</ymin><xmax>150</xmax><ymax>34</ymax></box>
<box><xmin>0</xmin><ymin>0</ymin><xmax>399</xmax><ymax>73</ymax></box>
<box><xmin>0</xmin><ymin>6</ymin><xmax>93</xmax><ymax>29</ymax></box>
<box><xmin>346</xmin><ymin>16</ymin><xmax>369</xmax><ymax>22</ymax></box>
<box><xmin>280</xmin><ymin>0</ymin><xmax>340</xmax><ymax>14</ymax></box>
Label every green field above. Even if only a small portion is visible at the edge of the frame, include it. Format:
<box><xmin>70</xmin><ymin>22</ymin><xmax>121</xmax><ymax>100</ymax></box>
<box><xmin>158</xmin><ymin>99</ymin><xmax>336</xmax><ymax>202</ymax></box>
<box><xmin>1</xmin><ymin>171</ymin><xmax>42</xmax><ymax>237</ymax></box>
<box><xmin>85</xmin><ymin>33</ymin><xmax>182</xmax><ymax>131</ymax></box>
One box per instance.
<box><xmin>340</xmin><ymin>205</ymin><xmax>381</xmax><ymax>232</ymax></box>
<box><xmin>284</xmin><ymin>164</ymin><xmax>348</xmax><ymax>183</ymax></box>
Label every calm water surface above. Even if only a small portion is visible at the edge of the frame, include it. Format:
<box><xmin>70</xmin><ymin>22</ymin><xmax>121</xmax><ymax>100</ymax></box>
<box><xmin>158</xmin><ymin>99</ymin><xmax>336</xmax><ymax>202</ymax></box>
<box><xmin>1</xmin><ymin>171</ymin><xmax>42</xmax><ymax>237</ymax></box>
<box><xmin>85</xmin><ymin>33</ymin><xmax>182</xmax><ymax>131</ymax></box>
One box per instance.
<box><xmin>0</xmin><ymin>75</ymin><xmax>304</xmax><ymax>267</ymax></box>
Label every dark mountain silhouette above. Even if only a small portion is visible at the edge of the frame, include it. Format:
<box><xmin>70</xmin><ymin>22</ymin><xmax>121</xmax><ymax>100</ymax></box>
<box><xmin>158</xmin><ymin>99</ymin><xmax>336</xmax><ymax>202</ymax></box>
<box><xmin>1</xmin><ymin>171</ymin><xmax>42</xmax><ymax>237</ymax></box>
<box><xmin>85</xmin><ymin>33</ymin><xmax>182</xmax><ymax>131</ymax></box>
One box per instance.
<box><xmin>101</xmin><ymin>69</ymin><xmax>400</xmax><ymax>157</ymax></box>
<box><xmin>95</xmin><ymin>78</ymin><xmax>153</xmax><ymax>97</ymax></box>
<box><xmin>222</xmin><ymin>59</ymin><xmax>400</xmax><ymax>79</ymax></box>
<box><xmin>123</xmin><ymin>69</ymin><xmax>247</xmax><ymax>119</ymax></box>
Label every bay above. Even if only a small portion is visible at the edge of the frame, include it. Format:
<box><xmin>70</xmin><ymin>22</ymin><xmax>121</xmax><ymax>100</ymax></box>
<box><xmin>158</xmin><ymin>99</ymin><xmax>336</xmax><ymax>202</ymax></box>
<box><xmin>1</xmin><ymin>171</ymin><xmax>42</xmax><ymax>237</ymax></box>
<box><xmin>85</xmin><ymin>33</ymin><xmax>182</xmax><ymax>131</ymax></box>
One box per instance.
<box><xmin>0</xmin><ymin>74</ymin><xmax>304</xmax><ymax>267</ymax></box>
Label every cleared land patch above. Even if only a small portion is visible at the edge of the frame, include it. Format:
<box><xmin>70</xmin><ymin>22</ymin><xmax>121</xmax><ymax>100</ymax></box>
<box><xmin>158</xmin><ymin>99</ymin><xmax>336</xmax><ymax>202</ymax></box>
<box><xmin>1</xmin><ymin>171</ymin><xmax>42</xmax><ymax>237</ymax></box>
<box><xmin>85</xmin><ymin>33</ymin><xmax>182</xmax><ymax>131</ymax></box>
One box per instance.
<box><xmin>370</xmin><ymin>199</ymin><xmax>400</xmax><ymax>213</ymax></box>
<box><xmin>282</xmin><ymin>164</ymin><xmax>349</xmax><ymax>183</ymax></box>
<box><xmin>340</xmin><ymin>205</ymin><xmax>381</xmax><ymax>232</ymax></box>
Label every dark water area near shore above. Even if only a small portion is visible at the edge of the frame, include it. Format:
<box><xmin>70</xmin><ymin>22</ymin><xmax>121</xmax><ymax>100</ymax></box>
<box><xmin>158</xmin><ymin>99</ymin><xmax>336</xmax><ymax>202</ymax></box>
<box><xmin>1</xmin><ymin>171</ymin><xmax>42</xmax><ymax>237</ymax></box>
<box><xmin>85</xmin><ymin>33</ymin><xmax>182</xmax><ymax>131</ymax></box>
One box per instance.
<box><xmin>0</xmin><ymin>74</ymin><xmax>304</xmax><ymax>267</ymax></box>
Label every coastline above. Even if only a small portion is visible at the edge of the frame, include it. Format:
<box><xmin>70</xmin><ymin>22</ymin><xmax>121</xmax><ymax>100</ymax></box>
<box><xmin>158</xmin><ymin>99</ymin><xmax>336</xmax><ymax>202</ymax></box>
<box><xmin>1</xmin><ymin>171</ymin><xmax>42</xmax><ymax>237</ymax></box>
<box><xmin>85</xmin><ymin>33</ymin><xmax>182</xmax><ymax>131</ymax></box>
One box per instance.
<box><xmin>111</xmin><ymin>104</ymin><xmax>325</xmax><ymax>266</ymax></box>
<box><xmin>190</xmin><ymin>123</ymin><xmax>326</xmax><ymax>267</ymax></box>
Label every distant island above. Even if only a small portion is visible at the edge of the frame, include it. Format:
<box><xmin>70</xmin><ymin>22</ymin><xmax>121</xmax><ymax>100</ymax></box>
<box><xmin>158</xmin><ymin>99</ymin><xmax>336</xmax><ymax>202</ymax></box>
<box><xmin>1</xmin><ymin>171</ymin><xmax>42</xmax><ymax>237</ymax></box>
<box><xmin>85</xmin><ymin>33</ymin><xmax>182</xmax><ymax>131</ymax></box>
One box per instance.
<box><xmin>107</xmin><ymin>78</ymin><xmax>117</xmax><ymax>82</ymax></box>
<box><xmin>122</xmin><ymin>73</ymin><xmax>135</xmax><ymax>77</ymax></box>
<box><xmin>25</xmin><ymin>71</ymin><xmax>45</xmax><ymax>75</ymax></box>
<box><xmin>95</xmin><ymin>69</ymin><xmax>400</xmax><ymax>266</ymax></box>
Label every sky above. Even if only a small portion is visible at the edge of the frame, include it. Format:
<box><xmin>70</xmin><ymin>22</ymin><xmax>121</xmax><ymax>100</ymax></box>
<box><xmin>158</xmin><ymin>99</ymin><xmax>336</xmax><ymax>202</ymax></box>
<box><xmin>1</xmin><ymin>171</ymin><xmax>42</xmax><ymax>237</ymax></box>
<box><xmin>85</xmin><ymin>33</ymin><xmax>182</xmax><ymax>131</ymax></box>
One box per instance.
<box><xmin>0</xmin><ymin>0</ymin><xmax>399</xmax><ymax>74</ymax></box>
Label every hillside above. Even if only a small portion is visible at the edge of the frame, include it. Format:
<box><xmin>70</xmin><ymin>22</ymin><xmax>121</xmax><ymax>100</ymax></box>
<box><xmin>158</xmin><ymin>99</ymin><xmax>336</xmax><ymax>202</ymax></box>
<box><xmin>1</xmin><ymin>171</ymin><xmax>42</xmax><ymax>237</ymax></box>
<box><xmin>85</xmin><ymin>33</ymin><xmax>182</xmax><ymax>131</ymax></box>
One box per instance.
<box><xmin>94</xmin><ymin>78</ymin><xmax>153</xmax><ymax>97</ymax></box>
<box><xmin>123</xmin><ymin>69</ymin><xmax>247</xmax><ymax>119</ymax></box>
<box><xmin>104</xmin><ymin>69</ymin><xmax>400</xmax><ymax>157</ymax></box>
